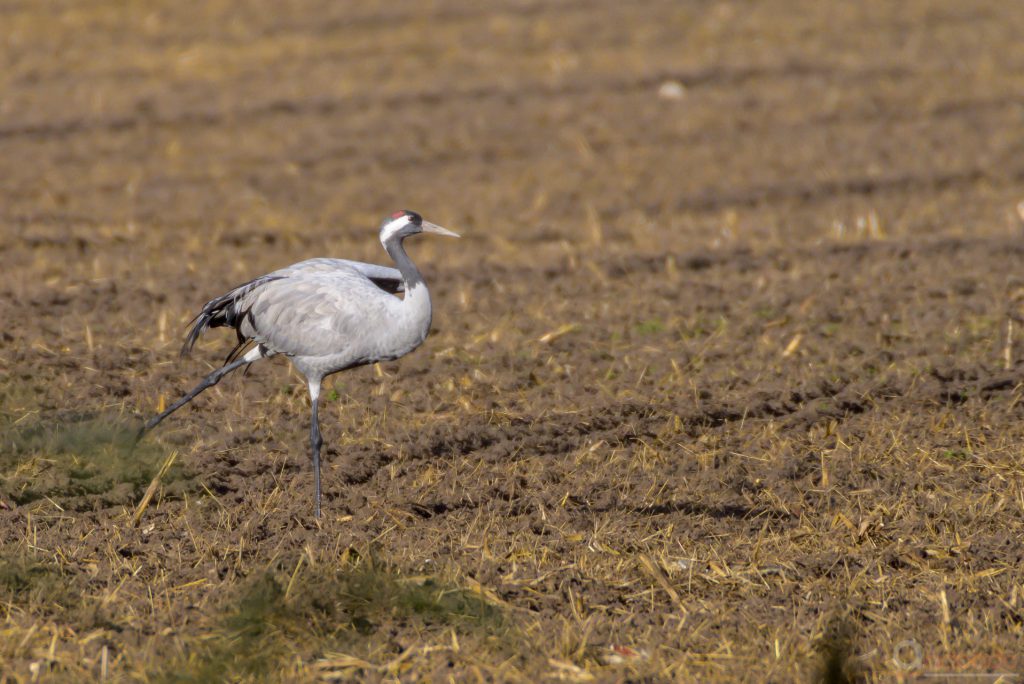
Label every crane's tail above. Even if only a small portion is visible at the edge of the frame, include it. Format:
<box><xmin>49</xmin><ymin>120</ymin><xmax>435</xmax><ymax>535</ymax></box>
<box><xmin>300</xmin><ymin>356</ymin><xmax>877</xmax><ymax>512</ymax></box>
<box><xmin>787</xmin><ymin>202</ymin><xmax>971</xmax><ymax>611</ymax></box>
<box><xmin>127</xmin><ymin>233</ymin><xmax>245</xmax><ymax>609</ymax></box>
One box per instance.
<box><xmin>180</xmin><ymin>275</ymin><xmax>284</xmax><ymax>358</ymax></box>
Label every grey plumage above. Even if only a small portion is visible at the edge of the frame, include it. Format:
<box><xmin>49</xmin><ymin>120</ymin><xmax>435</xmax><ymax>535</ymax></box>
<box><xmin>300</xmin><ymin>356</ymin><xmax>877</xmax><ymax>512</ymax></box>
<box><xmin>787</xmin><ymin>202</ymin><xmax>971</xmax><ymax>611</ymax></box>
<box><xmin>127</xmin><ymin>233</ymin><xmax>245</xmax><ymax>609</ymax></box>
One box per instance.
<box><xmin>183</xmin><ymin>258</ymin><xmax>405</xmax><ymax>362</ymax></box>
<box><xmin>138</xmin><ymin>210</ymin><xmax>459</xmax><ymax>518</ymax></box>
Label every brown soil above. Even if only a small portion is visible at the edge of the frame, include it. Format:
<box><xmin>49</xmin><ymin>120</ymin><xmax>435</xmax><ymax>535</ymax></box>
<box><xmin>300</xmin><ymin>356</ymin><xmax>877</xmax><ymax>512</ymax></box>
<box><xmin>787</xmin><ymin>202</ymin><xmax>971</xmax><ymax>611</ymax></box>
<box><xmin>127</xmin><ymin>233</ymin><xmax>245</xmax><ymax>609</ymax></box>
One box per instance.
<box><xmin>2</xmin><ymin>1</ymin><xmax>1024</xmax><ymax>681</ymax></box>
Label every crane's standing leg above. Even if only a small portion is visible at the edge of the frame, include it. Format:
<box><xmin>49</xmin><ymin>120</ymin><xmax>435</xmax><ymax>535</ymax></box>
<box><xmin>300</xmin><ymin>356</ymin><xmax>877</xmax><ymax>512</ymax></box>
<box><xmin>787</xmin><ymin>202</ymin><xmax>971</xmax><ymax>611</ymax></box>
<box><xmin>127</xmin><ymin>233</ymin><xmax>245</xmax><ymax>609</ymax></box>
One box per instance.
<box><xmin>308</xmin><ymin>377</ymin><xmax>324</xmax><ymax>518</ymax></box>
<box><xmin>137</xmin><ymin>349</ymin><xmax>262</xmax><ymax>442</ymax></box>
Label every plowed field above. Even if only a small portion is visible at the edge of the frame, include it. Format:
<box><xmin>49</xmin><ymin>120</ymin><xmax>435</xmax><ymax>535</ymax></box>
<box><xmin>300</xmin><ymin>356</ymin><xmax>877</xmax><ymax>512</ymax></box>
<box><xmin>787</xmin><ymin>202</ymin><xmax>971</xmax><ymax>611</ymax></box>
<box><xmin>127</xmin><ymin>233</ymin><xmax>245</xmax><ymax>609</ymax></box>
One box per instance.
<box><xmin>2</xmin><ymin>1</ymin><xmax>1024</xmax><ymax>681</ymax></box>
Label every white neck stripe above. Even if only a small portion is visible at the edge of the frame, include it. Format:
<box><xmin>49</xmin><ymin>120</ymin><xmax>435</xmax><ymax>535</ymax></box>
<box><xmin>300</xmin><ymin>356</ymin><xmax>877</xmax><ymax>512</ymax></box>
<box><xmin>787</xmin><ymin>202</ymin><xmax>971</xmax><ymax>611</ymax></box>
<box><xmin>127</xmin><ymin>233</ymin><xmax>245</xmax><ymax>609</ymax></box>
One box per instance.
<box><xmin>380</xmin><ymin>216</ymin><xmax>411</xmax><ymax>245</ymax></box>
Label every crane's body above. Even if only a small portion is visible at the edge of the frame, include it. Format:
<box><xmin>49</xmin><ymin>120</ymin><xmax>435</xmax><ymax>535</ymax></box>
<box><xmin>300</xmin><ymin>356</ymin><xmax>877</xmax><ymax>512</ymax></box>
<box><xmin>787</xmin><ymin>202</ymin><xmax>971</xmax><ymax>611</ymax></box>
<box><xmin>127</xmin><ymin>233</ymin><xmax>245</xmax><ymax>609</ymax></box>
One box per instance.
<box><xmin>138</xmin><ymin>210</ymin><xmax>458</xmax><ymax>517</ymax></box>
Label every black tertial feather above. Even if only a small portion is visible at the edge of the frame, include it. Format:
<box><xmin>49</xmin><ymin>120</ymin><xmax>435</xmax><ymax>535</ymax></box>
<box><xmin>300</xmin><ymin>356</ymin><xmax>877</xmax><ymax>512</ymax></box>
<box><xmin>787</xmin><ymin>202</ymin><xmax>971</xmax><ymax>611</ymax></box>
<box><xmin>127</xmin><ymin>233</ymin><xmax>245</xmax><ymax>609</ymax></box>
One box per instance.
<box><xmin>180</xmin><ymin>275</ymin><xmax>284</xmax><ymax>357</ymax></box>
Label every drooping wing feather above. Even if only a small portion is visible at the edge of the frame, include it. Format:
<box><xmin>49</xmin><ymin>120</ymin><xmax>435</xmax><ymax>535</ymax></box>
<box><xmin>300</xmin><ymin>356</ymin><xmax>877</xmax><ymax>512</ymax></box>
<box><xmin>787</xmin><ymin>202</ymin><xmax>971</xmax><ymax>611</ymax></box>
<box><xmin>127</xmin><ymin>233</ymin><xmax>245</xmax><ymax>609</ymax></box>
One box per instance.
<box><xmin>181</xmin><ymin>274</ymin><xmax>285</xmax><ymax>357</ymax></box>
<box><xmin>343</xmin><ymin>261</ymin><xmax>404</xmax><ymax>294</ymax></box>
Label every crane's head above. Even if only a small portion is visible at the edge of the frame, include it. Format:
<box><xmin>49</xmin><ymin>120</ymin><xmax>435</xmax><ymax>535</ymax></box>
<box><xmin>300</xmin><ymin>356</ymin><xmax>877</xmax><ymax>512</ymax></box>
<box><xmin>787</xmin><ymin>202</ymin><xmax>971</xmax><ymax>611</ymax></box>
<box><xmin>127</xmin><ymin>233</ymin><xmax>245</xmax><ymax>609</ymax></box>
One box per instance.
<box><xmin>379</xmin><ymin>210</ymin><xmax>459</xmax><ymax>248</ymax></box>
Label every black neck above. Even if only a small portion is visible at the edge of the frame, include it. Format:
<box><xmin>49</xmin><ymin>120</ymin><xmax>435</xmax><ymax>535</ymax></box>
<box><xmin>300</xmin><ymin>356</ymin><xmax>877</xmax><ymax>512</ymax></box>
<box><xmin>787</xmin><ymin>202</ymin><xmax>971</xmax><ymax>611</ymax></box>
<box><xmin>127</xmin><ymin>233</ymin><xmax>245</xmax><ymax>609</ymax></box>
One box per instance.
<box><xmin>385</xmin><ymin>236</ymin><xmax>424</xmax><ymax>289</ymax></box>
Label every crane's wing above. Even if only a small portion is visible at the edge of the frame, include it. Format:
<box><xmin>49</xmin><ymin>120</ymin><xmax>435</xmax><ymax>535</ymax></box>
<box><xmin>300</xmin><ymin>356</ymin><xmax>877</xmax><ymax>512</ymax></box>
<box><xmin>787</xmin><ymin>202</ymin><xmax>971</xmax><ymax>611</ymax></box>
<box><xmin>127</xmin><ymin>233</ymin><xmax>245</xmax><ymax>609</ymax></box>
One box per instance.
<box><xmin>238</xmin><ymin>271</ymin><xmax>399</xmax><ymax>359</ymax></box>
<box><xmin>278</xmin><ymin>258</ymin><xmax>404</xmax><ymax>294</ymax></box>
<box><xmin>182</xmin><ymin>259</ymin><xmax>402</xmax><ymax>359</ymax></box>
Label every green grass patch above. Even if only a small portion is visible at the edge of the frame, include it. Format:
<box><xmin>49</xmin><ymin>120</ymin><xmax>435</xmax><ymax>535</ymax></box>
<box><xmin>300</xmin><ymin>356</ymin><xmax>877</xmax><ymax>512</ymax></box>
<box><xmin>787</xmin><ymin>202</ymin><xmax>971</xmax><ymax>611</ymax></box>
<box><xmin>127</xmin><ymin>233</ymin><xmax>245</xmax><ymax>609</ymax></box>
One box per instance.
<box><xmin>157</xmin><ymin>554</ymin><xmax>510</xmax><ymax>682</ymax></box>
<box><xmin>938</xmin><ymin>448</ymin><xmax>970</xmax><ymax>461</ymax></box>
<box><xmin>634</xmin><ymin>318</ymin><xmax>665</xmax><ymax>336</ymax></box>
<box><xmin>0</xmin><ymin>389</ymin><xmax>191</xmax><ymax>509</ymax></box>
<box><xmin>0</xmin><ymin>555</ymin><xmax>75</xmax><ymax>614</ymax></box>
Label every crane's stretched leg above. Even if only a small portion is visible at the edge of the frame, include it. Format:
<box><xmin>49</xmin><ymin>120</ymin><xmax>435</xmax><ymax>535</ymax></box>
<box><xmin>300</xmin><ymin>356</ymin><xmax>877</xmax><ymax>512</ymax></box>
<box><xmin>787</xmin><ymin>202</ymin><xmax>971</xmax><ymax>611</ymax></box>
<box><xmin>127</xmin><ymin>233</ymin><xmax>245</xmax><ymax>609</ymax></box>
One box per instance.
<box><xmin>136</xmin><ymin>351</ymin><xmax>257</xmax><ymax>442</ymax></box>
<box><xmin>308</xmin><ymin>378</ymin><xmax>324</xmax><ymax>518</ymax></box>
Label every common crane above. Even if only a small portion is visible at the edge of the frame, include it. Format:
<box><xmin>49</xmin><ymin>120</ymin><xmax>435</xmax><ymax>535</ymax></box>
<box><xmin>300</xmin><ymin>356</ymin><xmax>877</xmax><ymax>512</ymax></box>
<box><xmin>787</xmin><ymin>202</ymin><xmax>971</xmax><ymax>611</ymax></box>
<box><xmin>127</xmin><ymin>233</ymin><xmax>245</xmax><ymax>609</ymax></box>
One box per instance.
<box><xmin>137</xmin><ymin>210</ymin><xmax>459</xmax><ymax>518</ymax></box>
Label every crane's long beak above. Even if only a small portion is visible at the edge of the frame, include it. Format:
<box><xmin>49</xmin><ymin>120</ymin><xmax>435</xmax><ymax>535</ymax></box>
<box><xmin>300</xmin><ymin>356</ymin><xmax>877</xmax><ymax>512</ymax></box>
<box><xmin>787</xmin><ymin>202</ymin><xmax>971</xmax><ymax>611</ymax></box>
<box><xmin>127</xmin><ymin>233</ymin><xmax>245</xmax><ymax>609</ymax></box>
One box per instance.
<box><xmin>422</xmin><ymin>221</ymin><xmax>460</xmax><ymax>238</ymax></box>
